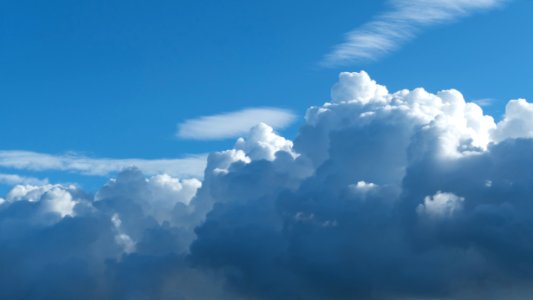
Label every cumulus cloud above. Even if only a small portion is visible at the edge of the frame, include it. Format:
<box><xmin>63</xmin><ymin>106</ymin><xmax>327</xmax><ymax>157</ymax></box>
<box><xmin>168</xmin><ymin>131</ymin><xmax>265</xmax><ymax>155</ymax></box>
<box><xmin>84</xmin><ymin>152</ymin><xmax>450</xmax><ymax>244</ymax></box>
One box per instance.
<box><xmin>0</xmin><ymin>150</ymin><xmax>207</xmax><ymax>178</ymax></box>
<box><xmin>2</xmin><ymin>71</ymin><xmax>533</xmax><ymax>299</ymax></box>
<box><xmin>177</xmin><ymin>107</ymin><xmax>296</xmax><ymax>140</ymax></box>
<box><xmin>323</xmin><ymin>0</ymin><xmax>508</xmax><ymax>66</ymax></box>
<box><xmin>350</xmin><ymin>180</ymin><xmax>378</xmax><ymax>193</ymax></box>
<box><xmin>1</xmin><ymin>183</ymin><xmax>82</xmax><ymax>226</ymax></box>
<box><xmin>492</xmin><ymin>98</ymin><xmax>533</xmax><ymax>141</ymax></box>
<box><xmin>0</xmin><ymin>168</ymin><xmax>214</xmax><ymax>299</ymax></box>
<box><xmin>234</xmin><ymin>123</ymin><xmax>297</xmax><ymax>161</ymax></box>
<box><xmin>190</xmin><ymin>71</ymin><xmax>533</xmax><ymax>299</ymax></box>
<box><xmin>417</xmin><ymin>191</ymin><xmax>465</xmax><ymax>218</ymax></box>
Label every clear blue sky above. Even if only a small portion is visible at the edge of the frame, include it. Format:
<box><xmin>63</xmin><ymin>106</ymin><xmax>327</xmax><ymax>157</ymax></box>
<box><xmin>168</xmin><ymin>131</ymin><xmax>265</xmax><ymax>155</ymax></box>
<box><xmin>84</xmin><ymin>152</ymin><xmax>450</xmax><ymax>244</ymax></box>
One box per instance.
<box><xmin>1</xmin><ymin>0</ymin><xmax>532</xmax><ymax>190</ymax></box>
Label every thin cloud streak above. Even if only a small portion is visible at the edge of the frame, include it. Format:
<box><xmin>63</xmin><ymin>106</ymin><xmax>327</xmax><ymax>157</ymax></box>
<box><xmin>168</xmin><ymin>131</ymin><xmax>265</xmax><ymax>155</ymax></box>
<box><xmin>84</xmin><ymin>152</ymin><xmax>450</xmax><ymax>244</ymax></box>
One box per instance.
<box><xmin>0</xmin><ymin>150</ymin><xmax>207</xmax><ymax>178</ymax></box>
<box><xmin>0</xmin><ymin>173</ymin><xmax>49</xmax><ymax>186</ymax></box>
<box><xmin>177</xmin><ymin>107</ymin><xmax>296</xmax><ymax>140</ymax></box>
<box><xmin>323</xmin><ymin>0</ymin><xmax>508</xmax><ymax>66</ymax></box>
<box><xmin>472</xmin><ymin>98</ymin><xmax>495</xmax><ymax>107</ymax></box>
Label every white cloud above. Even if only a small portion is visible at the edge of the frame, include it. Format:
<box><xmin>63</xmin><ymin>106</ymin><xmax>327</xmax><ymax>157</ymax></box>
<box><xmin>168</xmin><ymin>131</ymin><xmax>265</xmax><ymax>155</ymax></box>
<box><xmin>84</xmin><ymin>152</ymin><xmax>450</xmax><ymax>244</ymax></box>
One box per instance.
<box><xmin>301</xmin><ymin>71</ymin><xmax>498</xmax><ymax>172</ymax></box>
<box><xmin>2</xmin><ymin>183</ymin><xmax>80</xmax><ymax>222</ymax></box>
<box><xmin>148</xmin><ymin>174</ymin><xmax>201</xmax><ymax>206</ymax></box>
<box><xmin>417</xmin><ymin>191</ymin><xmax>465</xmax><ymax>218</ymax></box>
<box><xmin>177</xmin><ymin>107</ymin><xmax>296</xmax><ymax>140</ymax></box>
<box><xmin>235</xmin><ymin>123</ymin><xmax>297</xmax><ymax>161</ymax></box>
<box><xmin>0</xmin><ymin>173</ymin><xmax>49</xmax><ymax>185</ymax></box>
<box><xmin>350</xmin><ymin>180</ymin><xmax>378</xmax><ymax>193</ymax></box>
<box><xmin>323</xmin><ymin>0</ymin><xmax>508</xmax><ymax>66</ymax></box>
<box><xmin>93</xmin><ymin>169</ymin><xmax>204</xmax><ymax>254</ymax></box>
<box><xmin>40</xmin><ymin>187</ymin><xmax>78</xmax><ymax>218</ymax></box>
<box><xmin>111</xmin><ymin>213</ymin><xmax>136</xmax><ymax>253</ymax></box>
<box><xmin>472</xmin><ymin>98</ymin><xmax>495</xmax><ymax>107</ymax></box>
<box><xmin>492</xmin><ymin>98</ymin><xmax>533</xmax><ymax>142</ymax></box>
<box><xmin>0</xmin><ymin>150</ymin><xmax>207</xmax><ymax>178</ymax></box>
<box><xmin>96</xmin><ymin>171</ymin><xmax>202</xmax><ymax>225</ymax></box>
<box><xmin>330</xmin><ymin>70</ymin><xmax>389</xmax><ymax>104</ymax></box>
<box><xmin>5</xmin><ymin>184</ymin><xmax>60</xmax><ymax>202</ymax></box>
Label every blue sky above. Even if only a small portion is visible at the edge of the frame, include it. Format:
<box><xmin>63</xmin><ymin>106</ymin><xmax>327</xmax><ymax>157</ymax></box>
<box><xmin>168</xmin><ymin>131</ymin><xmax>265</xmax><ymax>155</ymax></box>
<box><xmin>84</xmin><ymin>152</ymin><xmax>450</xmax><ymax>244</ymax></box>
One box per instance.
<box><xmin>0</xmin><ymin>0</ymin><xmax>531</xmax><ymax>189</ymax></box>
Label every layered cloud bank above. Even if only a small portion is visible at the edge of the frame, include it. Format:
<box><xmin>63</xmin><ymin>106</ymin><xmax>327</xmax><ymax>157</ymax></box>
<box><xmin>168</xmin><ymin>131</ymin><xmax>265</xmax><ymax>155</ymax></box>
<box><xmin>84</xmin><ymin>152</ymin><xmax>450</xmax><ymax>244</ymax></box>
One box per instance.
<box><xmin>2</xmin><ymin>71</ymin><xmax>533</xmax><ymax>299</ymax></box>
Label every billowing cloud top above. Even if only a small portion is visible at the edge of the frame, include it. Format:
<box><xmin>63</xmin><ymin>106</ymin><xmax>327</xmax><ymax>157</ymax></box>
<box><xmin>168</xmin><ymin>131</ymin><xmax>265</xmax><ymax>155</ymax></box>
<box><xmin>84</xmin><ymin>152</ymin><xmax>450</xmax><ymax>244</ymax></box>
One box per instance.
<box><xmin>2</xmin><ymin>71</ymin><xmax>533</xmax><ymax>299</ymax></box>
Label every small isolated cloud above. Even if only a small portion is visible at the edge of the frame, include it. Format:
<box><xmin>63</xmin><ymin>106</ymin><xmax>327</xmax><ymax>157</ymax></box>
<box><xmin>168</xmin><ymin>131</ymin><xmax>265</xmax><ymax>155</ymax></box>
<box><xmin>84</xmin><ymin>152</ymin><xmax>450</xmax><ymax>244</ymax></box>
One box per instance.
<box><xmin>350</xmin><ymin>180</ymin><xmax>378</xmax><ymax>193</ymax></box>
<box><xmin>417</xmin><ymin>191</ymin><xmax>465</xmax><ymax>218</ymax></box>
<box><xmin>177</xmin><ymin>107</ymin><xmax>296</xmax><ymax>140</ymax></box>
<box><xmin>472</xmin><ymin>98</ymin><xmax>495</xmax><ymax>107</ymax></box>
<box><xmin>0</xmin><ymin>150</ymin><xmax>207</xmax><ymax>178</ymax></box>
<box><xmin>323</xmin><ymin>0</ymin><xmax>508</xmax><ymax>66</ymax></box>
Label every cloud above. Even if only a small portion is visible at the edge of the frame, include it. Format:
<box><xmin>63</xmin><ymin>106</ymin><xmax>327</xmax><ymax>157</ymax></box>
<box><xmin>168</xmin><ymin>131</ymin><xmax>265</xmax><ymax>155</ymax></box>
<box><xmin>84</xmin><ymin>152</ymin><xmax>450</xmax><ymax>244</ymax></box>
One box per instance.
<box><xmin>1</xmin><ymin>183</ymin><xmax>81</xmax><ymax>225</ymax></box>
<box><xmin>472</xmin><ymin>98</ymin><xmax>495</xmax><ymax>107</ymax></box>
<box><xmin>0</xmin><ymin>169</ymin><xmax>212</xmax><ymax>299</ymax></box>
<box><xmin>0</xmin><ymin>173</ymin><xmax>49</xmax><ymax>186</ymax></box>
<box><xmin>417</xmin><ymin>191</ymin><xmax>465</xmax><ymax>218</ymax></box>
<box><xmin>234</xmin><ymin>123</ymin><xmax>297</xmax><ymax>161</ymax></box>
<box><xmin>0</xmin><ymin>150</ymin><xmax>207</xmax><ymax>178</ymax></box>
<box><xmin>177</xmin><ymin>107</ymin><xmax>296</xmax><ymax>140</ymax></box>
<box><xmin>3</xmin><ymin>71</ymin><xmax>533</xmax><ymax>299</ymax></box>
<box><xmin>492</xmin><ymin>98</ymin><xmax>533</xmax><ymax>142</ymax></box>
<box><xmin>190</xmin><ymin>71</ymin><xmax>533</xmax><ymax>299</ymax></box>
<box><xmin>323</xmin><ymin>0</ymin><xmax>508</xmax><ymax>66</ymax></box>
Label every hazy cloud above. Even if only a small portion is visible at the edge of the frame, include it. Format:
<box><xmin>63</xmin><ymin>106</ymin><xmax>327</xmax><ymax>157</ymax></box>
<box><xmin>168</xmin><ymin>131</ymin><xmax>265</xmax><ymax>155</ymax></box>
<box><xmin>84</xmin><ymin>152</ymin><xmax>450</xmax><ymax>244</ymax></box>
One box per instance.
<box><xmin>177</xmin><ymin>107</ymin><xmax>296</xmax><ymax>140</ymax></box>
<box><xmin>0</xmin><ymin>173</ymin><xmax>49</xmax><ymax>186</ymax></box>
<box><xmin>0</xmin><ymin>150</ymin><xmax>207</xmax><ymax>178</ymax></box>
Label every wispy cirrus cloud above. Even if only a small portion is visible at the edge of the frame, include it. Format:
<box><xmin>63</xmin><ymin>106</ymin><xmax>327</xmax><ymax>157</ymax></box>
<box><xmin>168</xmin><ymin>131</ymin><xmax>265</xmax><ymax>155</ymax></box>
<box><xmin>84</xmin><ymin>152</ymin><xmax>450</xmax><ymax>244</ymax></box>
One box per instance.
<box><xmin>472</xmin><ymin>98</ymin><xmax>495</xmax><ymax>107</ymax></box>
<box><xmin>323</xmin><ymin>0</ymin><xmax>508</xmax><ymax>66</ymax></box>
<box><xmin>177</xmin><ymin>107</ymin><xmax>296</xmax><ymax>140</ymax></box>
<box><xmin>0</xmin><ymin>150</ymin><xmax>207</xmax><ymax>178</ymax></box>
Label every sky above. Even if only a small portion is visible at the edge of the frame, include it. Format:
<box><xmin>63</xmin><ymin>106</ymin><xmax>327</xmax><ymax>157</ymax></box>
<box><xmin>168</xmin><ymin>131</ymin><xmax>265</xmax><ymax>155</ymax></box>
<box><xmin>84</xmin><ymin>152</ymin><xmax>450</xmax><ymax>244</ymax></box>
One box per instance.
<box><xmin>2</xmin><ymin>0</ymin><xmax>533</xmax><ymax>192</ymax></box>
<box><xmin>2</xmin><ymin>1</ymin><xmax>533</xmax><ymax>299</ymax></box>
